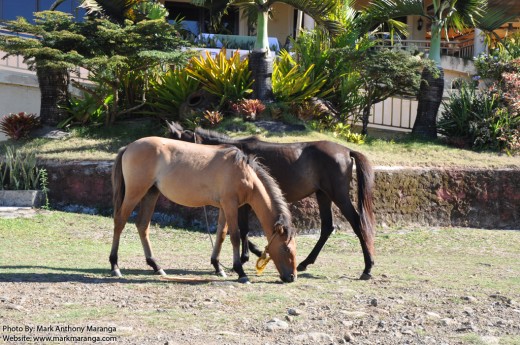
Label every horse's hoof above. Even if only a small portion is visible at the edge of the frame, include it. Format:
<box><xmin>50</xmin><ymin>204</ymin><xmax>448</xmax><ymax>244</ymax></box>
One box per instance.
<box><xmin>216</xmin><ymin>270</ymin><xmax>227</xmax><ymax>278</ymax></box>
<box><xmin>240</xmin><ymin>255</ymin><xmax>249</xmax><ymax>264</ymax></box>
<box><xmin>238</xmin><ymin>276</ymin><xmax>251</xmax><ymax>284</ymax></box>
<box><xmin>297</xmin><ymin>264</ymin><xmax>308</xmax><ymax>272</ymax></box>
<box><xmin>156</xmin><ymin>269</ymin><xmax>167</xmax><ymax>276</ymax></box>
<box><xmin>359</xmin><ymin>272</ymin><xmax>372</xmax><ymax>280</ymax></box>
<box><xmin>111</xmin><ymin>269</ymin><xmax>122</xmax><ymax>278</ymax></box>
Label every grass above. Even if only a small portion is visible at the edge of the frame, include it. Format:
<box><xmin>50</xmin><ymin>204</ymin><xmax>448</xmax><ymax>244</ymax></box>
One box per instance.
<box><xmin>1</xmin><ymin>211</ymin><xmax>519</xmax><ymax>344</ymax></box>
<box><xmin>1</xmin><ymin>117</ymin><xmax>519</xmax><ymax>168</ymax></box>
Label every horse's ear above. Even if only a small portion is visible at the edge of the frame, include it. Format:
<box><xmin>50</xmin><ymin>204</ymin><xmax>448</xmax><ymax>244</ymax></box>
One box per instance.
<box><xmin>167</xmin><ymin>122</ymin><xmax>185</xmax><ymax>139</ymax></box>
<box><xmin>274</xmin><ymin>221</ymin><xmax>285</xmax><ymax>235</ymax></box>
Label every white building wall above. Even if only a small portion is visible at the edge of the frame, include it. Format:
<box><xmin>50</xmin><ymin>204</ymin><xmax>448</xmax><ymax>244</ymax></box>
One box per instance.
<box><xmin>0</xmin><ymin>66</ymin><xmax>40</xmax><ymax>142</ymax></box>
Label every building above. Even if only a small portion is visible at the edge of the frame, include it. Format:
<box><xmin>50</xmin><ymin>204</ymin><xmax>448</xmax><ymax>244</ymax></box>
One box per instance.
<box><xmin>1</xmin><ymin>0</ymin><xmax>520</xmax><ymax>140</ymax></box>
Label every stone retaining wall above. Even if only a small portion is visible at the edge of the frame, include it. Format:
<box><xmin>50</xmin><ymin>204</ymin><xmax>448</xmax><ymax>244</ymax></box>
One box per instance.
<box><xmin>42</xmin><ymin>161</ymin><xmax>520</xmax><ymax>231</ymax></box>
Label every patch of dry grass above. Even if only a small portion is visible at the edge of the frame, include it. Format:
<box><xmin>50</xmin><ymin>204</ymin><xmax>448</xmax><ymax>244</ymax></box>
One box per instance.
<box><xmin>1</xmin><ymin>118</ymin><xmax>518</xmax><ymax>169</ymax></box>
<box><xmin>1</xmin><ymin>212</ymin><xmax>519</xmax><ymax>344</ymax></box>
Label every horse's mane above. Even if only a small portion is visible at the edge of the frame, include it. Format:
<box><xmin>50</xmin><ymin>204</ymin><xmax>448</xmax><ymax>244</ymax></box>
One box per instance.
<box><xmin>231</xmin><ymin>147</ymin><xmax>294</xmax><ymax>239</ymax></box>
<box><xmin>195</xmin><ymin>128</ymin><xmax>260</xmax><ymax>145</ymax></box>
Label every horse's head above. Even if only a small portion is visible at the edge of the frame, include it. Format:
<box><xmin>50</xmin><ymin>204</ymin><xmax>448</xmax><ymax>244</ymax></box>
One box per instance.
<box><xmin>269</xmin><ymin>219</ymin><xmax>297</xmax><ymax>283</ymax></box>
<box><xmin>167</xmin><ymin>122</ymin><xmax>197</xmax><ymax>143</ymax></box>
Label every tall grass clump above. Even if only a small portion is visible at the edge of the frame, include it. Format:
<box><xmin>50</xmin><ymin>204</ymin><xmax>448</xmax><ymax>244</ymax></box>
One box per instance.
<box><xmin>0</xmin><ymin>145</ymin><xmax>44</xmax><ymax>190</ymax></box>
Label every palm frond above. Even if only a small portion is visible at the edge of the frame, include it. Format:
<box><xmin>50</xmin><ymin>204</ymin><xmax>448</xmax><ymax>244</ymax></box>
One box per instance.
<box><xmin>446</xmin><ymin>0</ymin><xmax>486</xmax><ymax>33</ymax></box>
<box><xmin>269</xmin><ymin>0</ymin><xmax>342</xmax><ymax>35</ymax></box>
<box><xmin>80</xmin><ymin>0</ymin><xmax>138</xmax><ymax>23</ymax></box>
<box><xmin>453</xmin><ymin>0</ymin><xmax>487</xmax><ymax>24</ymax></box>
<box><xmin>364</xmin><ymin>0</ymin><xmax>425</xmax><ymax>20</ymax></box>
<box><xmin>476</xmin><ymin>6</ymin><xmax>519</xmax><ymax>32</ymax></box>
<box><xmin>361</xmin><ymin>0</ymin><xmax>425</xmax><ymax>33</ymax></box>
<box><xmin>49</xmin><ymin>0</ymin><xmax>68</xmax><ymax>10</ymax></box>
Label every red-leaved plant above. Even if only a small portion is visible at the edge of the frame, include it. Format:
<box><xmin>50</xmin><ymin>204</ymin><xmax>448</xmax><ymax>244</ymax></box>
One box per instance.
<box><xmin>202</xmin><ymin>110</ymin><xmax>224</xmax><ymax>127</ymax></box>
<box><xmin>0</xmin><ymin>112</ymin><xmax>40</xmax><ymax>140</ymax></box>
<box><xmin>230</xmin><ymin>99</ymin><xmax>266</xmax><ymax>121</ymax></box>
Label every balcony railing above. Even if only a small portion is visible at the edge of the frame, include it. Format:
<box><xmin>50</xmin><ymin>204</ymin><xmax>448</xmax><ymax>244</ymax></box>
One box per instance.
<box><xmin>373</xmin><ymin>38</ymin><xmax>475</xmax><ymax>59</ymax></box>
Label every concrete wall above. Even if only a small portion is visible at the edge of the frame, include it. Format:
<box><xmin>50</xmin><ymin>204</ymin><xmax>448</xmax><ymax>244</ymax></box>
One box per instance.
<box><xmin>41</xmin><ymin>161</ymin><xmax>520</xmax><ymax>231</ymax></box>
<box><xmin>268</xmin><ymin>3</ymin><xmax>294</xmax><ymax>45</ymax></box>
<box><xmin>0</xmin><ymin>67</ymin><xmax>41</xmax><ymax>142</ymax></box>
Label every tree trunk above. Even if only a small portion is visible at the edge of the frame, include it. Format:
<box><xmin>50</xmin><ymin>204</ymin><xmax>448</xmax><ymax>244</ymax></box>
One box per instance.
<box><xmin>249</xmin><ymin>50</ymin><xmax>274</xmax><ymax>102</ymax></box>
<box><xmin>36</xmin><ymin>65</ymin><xmax>70</xmax><ymax>126</ymax></box>
<box><xmin>412</xmin><ymin>67</ymin><xmax>444</xmax><ymax>140</ymax></box>
<box><xmin>362</xmin><ymin>102</ymin><xmax>371</xmax><ymax>135</ymax></box>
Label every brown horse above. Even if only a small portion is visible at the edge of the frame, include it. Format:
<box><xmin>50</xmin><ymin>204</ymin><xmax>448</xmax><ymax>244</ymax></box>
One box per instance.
<box><xmin>168</xmin><ymin>122</ymin><xmax>375</xmax><ymax>280</ymax></box>
<box><xmin>110</xmin><ymin>137</ymin><xmax>297</xmax><ymax>283</ymax></box>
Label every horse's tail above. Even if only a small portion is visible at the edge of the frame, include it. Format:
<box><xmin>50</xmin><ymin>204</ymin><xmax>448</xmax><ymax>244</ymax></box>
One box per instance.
<box><xmin>351</xmin><ymin>150</ymin><xmax>376</xmax><ymax>251</ymax></box>
<box><xmin>112</xmin><ymin>147</ymin><xmax>127</xmax><ymax>217</ymax></box>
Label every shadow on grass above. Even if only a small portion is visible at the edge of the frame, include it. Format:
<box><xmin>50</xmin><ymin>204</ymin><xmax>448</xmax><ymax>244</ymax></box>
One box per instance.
<box><xmin>0</xmin><ymin>266</ymin><xmax>301</xmax><ymax>285</ymax></box>
<box><xmin>0</xmin><ymin>265</ymin><xmax>221</xmax><ymax>284</ymax></box>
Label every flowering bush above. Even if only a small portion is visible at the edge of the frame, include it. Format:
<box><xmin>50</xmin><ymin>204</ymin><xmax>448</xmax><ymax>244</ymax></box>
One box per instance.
<box><xmin>501</xmin><ymin>69</ymin><xmax>520</xmax><ymax>115</ymax></box>
<box><xmin>474</xmin><ymin>53</ymin><xmax>517</xmax><ymax>81</ymax></box>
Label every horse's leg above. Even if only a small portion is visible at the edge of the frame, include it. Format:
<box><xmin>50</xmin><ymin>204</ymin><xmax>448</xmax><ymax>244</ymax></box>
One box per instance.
<box><xmin>135</xmin><ymin>187</ymin><xmax>164</xmax><ymax>275</ymax></box>
<box><xmin>335</xmin><ymin>197</ymin><xmax>374</xmax><ymax>280</ymax></box>
<box><xmin>110</xmin><ymin>196</ymin><xmax>142</xmax><ymax>277</ymax></box>
<box><xmin>297</xmin><ymin>190</ymin><xmax>334</xmax><ymax>272</ymax></box>
<box><xmin>238</xmin><ymin>205</ymin><xmax>250</xmax><ymax>264</ymax></box>
<box><xmin>222</xmin><ymin>203</ymin><xmax>249</xmax><ymax>284</ymax></box>
<box><xmin>239</xmin><ymin>204</ymin><xmax>262</xmax><ymax>263</ymax></box>
<box><xmin>211</xmin><ymin>210</ymin><xmax>228</xmax><ymax>277</ymax></box>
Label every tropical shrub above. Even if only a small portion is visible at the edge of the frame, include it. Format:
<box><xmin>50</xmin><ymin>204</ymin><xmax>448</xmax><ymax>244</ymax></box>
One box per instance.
<box><xmin>0</xmin><ymin>146</ymin><xmax>44</xmax><ymax>190</ymax></box>
<box><xmin>149</xmin><ymin>67</ymin><xmax>200</xmax><ymax>119</ymax></box>
<box><xmin>474</xmin><ymin>53</ymin><xmax>519</xmax><ymax>81</ymax></box>
<box><xmin>272</xmin><ymin>50</ymin><xmax>330</xmax><ymax>105</ymax></box>
<box><xmin>185</xmin><ymin>49</ymin><xmax>253</xmax><ymax>107</ymax></box>
<box><xmin>475</xmin><ymin>32</ymin><xmax>520</xmax><ymax>82</ymax></box>
<box><xmin>472</xmin><ymin>107</ymin><xmax>520</xmax><ymax>153</ymax></box>
<box><xmin>230</xmin><ymin>99</ymin><xmax>266</xmax><ymax>121</ymax></box>
<box><xmin>438</xmin><ymin>81</ymin><xmax>480</xmax><ymax>141</ymax></box>
<box><xmin>59</xmin><ymin>93</ymin><xmax>113</xmax><ymax>128</ymax></box>
<box><xmin>0</xmin><ymin>112</ymin><xmax>40</xmax><ymax>140</ymax></box>
<box><xmin>202</xmin><ymin>110</ymin><xmax>224</xmax><ymax>127</ymax></box>
<box><xmin>308</xmin><ymin>119</ymin><xmax>366</xmax><ymax>144</ymax></box>
<box><xmin>439</xmin><ymin>80</ymin><xmax>520</xmax><ymax>154</ymax></box>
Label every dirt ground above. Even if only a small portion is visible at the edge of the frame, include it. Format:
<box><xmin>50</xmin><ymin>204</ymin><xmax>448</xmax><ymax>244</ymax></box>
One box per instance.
<box><xmin>1</xmin><ymin>213</ymin><xmax>519</xmax><ymax>345</ymax></box>
<box><xmin>1</xmin><ymin>274</ymin><xmax>520</xmax><ymax>345</ymax></box>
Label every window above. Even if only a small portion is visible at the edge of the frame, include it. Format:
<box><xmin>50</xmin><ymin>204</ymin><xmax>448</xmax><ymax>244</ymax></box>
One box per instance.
<box><xmin>164</xmin><ymin>1</ymin><xmax>238</xmax><ymax>36</ymax></box>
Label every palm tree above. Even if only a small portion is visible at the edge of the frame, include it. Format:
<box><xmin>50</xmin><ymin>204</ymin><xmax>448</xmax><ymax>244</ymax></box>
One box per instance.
<box><xmin>365</xmin><ymin>0</ymin><xmax>516</xmax><ymax>139</ymax></box>
<box><xmin>229</xmin><ymin>0</ymin><xmax>342</xmax><ymax>101</ymax></box>
<box><xmin>79</xmin><ymin>0</ymin><xmax>139</xmax><ymax>23</ymax></box>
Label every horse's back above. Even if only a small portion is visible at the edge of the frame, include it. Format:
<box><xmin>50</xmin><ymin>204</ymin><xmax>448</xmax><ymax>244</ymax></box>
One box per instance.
<box><xmin>122</xmin><ymin>137</ymin><xmax>251</xmax><ymax>208</ymax></box>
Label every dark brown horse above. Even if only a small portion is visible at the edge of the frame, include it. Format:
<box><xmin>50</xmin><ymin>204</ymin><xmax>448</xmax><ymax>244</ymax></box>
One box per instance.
<box><xmin>111</xmin><ymin>137</ymin><xmax>297</xmax><ymax>283</ymax></box>
<box><xmin>168</xmin><ymin>122</ymin><xmax>376</xmax><ymax>280</ymax></box>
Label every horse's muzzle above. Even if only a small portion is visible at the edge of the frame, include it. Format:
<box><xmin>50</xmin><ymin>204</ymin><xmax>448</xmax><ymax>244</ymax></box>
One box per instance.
<box><xmin>281</xmin><ymin>273</ymin><xmax>296</xmax><ymax>283</ymax></box>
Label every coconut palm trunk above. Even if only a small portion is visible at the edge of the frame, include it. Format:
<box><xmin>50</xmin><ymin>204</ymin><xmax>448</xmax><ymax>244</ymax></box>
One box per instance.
<box><xmin>363</xmin><ymin>0</ymin><xmax>513</xmax><ymax>140</ymax></box>
<box><xmin>250</xmin><ymin>7</ymin><xmax>274</xmax><ymax>101</ymax></box>
<box><xmin>250</xmin><ymin>50</ymin><xmax>274</xmax><ymax>101</ymax></box>
<box><xmin>230</xmin><ymin>0</ymin><xmax>340</xmax><ymax>102</ymax></box>
<box><xmin>412</xmin><ymin>66</ymin><xmax>444</xmax><ymax>139</ymax></box>
<box><xmin>412</xmin><ymin>22</ymin><xmax>444</xmax><ymax>139</ymax></box>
